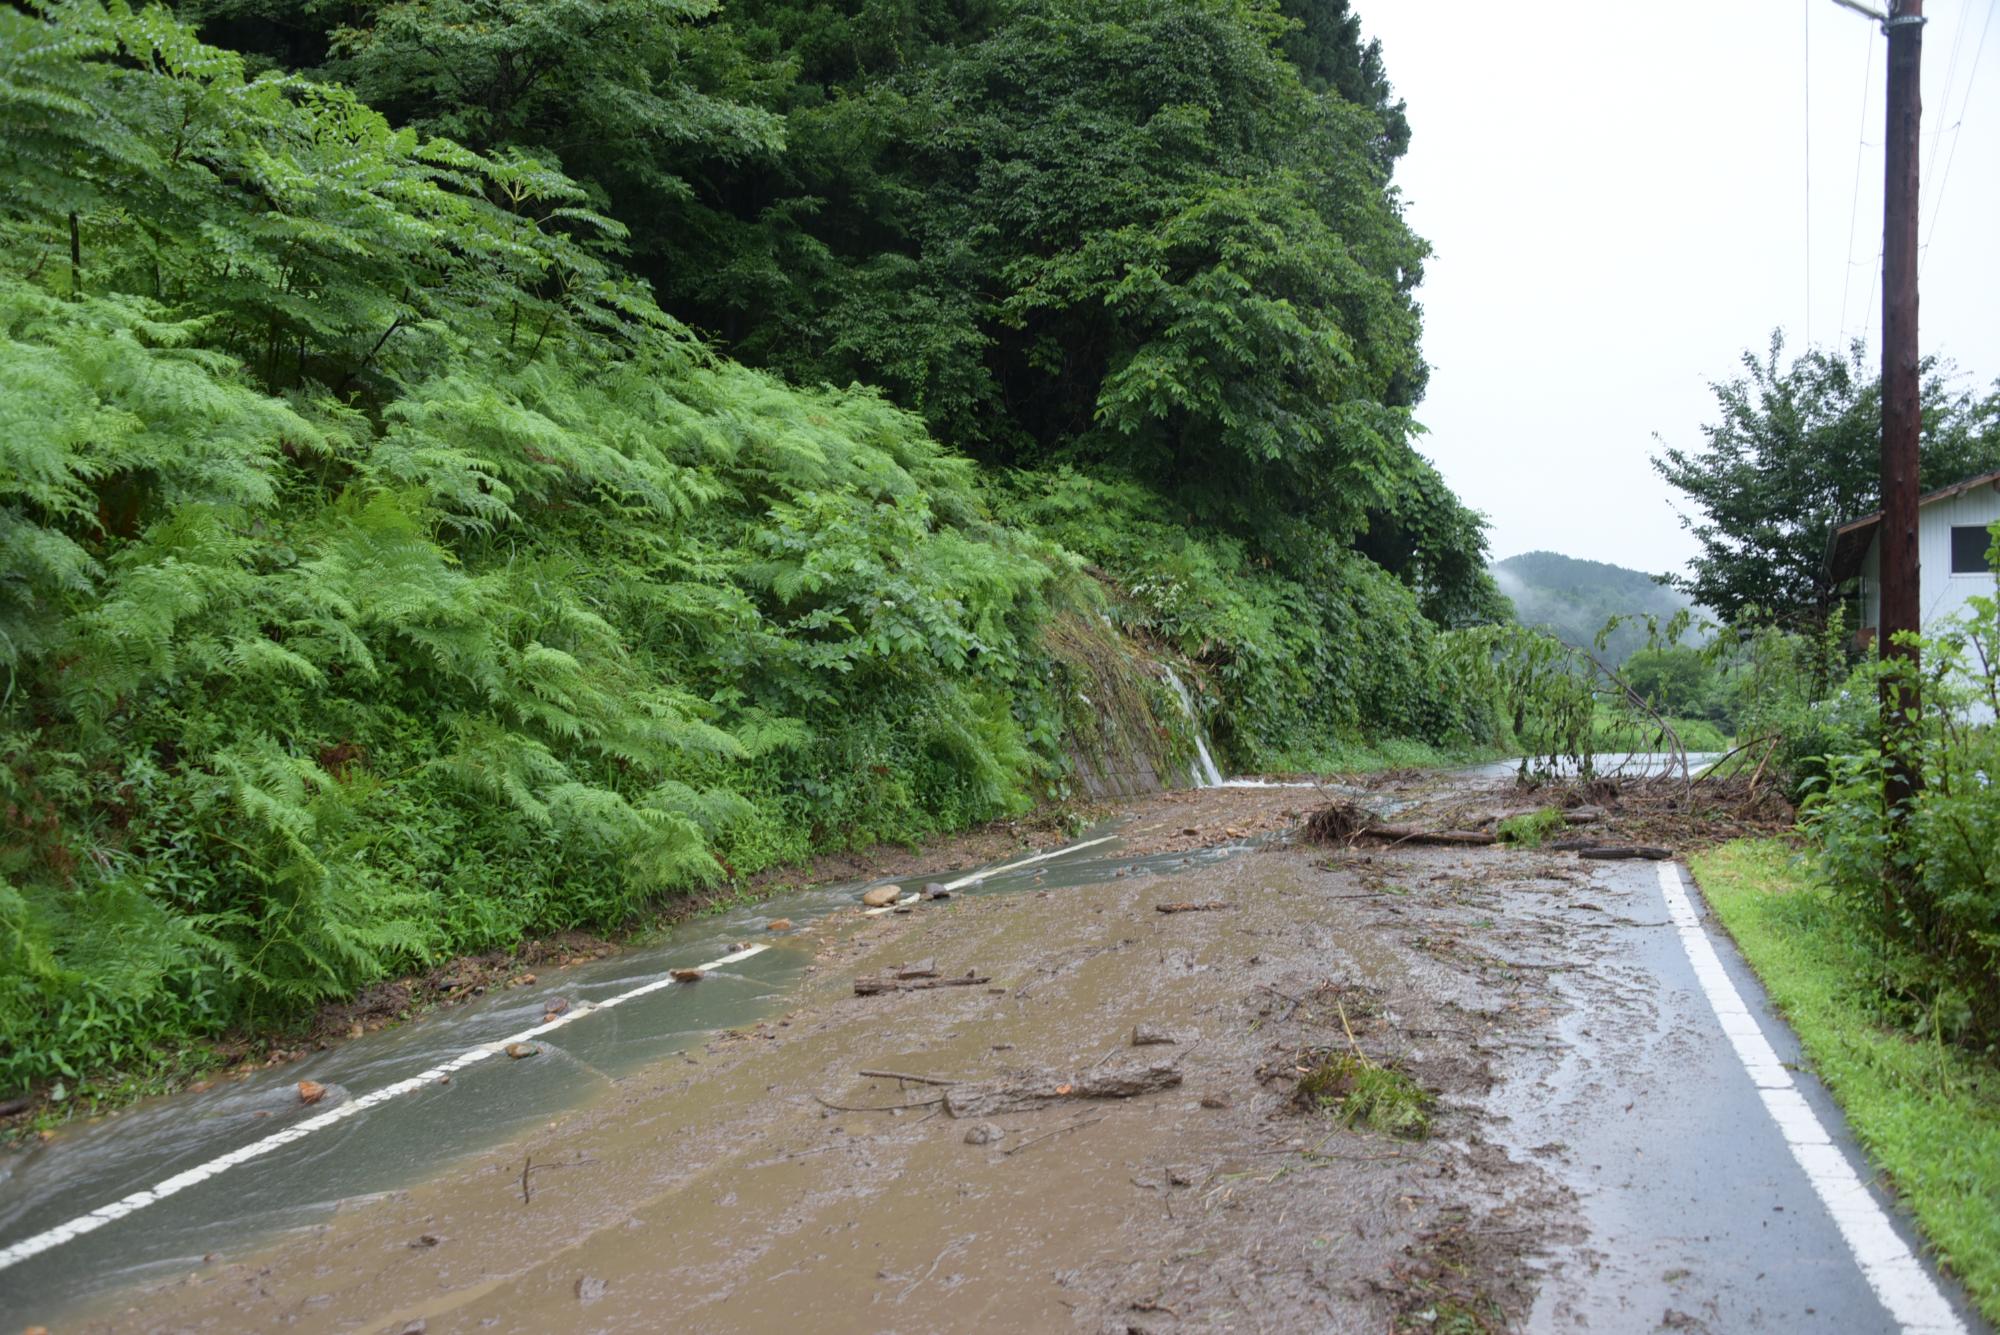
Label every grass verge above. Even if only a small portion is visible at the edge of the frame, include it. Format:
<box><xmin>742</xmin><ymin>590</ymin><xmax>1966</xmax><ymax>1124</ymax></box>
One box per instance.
<box><xmin>1691</xmin><ymin>838</ymin><xmax>2000</xmax><ymax>1321</ymax></box>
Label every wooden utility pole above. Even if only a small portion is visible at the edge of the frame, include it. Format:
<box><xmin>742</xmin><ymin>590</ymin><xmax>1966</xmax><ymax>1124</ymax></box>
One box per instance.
<box><xmin>1880</xmin><ymin>0</ymin><xmax>1924</xmax><ymax>814</ymax></box>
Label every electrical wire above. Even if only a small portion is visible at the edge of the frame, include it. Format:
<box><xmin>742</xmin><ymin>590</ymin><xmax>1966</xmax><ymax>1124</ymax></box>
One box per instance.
<box><xmin>1836</xmin><ymin>31</ymin><xmax>1876</xmax><ymax>346</ymax></box>
<box><xmin>1920</xmin><ymin>0</ymin><xmax>1975</xmax><ymax>225</ymax></box>
<box><xmin>1920</xmin><ymin>0</ymin><xmax>1995</xmax><ymax>275</ymax></box>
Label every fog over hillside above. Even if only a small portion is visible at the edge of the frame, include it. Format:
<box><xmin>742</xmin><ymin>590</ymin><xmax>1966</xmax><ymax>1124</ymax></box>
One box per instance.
<box><xmin>1490</xmin><ymin>551</ymin><xmax>1699</xmax><ymax>665</ymax></box>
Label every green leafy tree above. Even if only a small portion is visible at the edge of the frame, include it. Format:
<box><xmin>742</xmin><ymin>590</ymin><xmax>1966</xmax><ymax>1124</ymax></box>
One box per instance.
<box><xmin>177</xmin><ymin>0</ymin><xmax>786</xmax><ymax>258</ymax></box>
<box><xmin>1652</xmin><ymin>333</ymin><xmax>2000</xmax><ymax>627</ymax></box>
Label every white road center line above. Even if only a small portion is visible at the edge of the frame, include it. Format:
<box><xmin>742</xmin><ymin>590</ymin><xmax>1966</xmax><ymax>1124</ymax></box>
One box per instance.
<box><xmin>0</xmin><ymin>943</ymin><xmax>771</xmax><ymax>1274</ymax></box>
<box><xmin>1657</xmin><ymin>863</ymin><xmax>1965</xmax><ymax>1334</ymax></box>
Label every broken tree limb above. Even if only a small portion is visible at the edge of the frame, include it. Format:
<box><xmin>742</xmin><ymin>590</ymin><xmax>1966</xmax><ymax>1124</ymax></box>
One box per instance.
<box><xmin>853</xmin><ymin>972</ymin><xmax>990</xmax><ymax>996</ymax></box>
<box><xmin>1576</xmin><ymin>845</ymin><xmax>1672</xmax><ymax>861</ymax></box>
<box><xmin>1363</xmin><ymin>825</ymin><xmax>1496</xmax><ymax>847</ymax></box>
<box><xmin>858</xmin><ymin>1068</ymin><xmax>960</xmax><ymax>1086</ymax></box>
<box><xmin>943</xmin><ymin>1061</ymin><xmax>1182</xmax><ymax>1119</ymax></box>
<box><xmin>1154</xmin><ymin>900</ymin><xmax>1232</xmax><ymax>914</ymax></box>
<box><xmin>1002</xmin><ymin>1115</ymin><xmax>1104</xmax><ymax>1158</ymax></box>
<box><xmin>1303</xmin><ymin>801</ymin><xmax>1496</xmax><ymax>848</ymax></box>
<box><xmin>808</xmin><ymin>1095</ymin><xmax>940</xmax><ymax>1119</ymax></box>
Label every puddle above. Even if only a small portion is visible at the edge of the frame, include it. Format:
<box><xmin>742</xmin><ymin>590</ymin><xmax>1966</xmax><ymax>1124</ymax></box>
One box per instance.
<box><xmin>0</xmin><ymin>819</ymin><xmax>1257</xmax><ymax>1317</ymax></box>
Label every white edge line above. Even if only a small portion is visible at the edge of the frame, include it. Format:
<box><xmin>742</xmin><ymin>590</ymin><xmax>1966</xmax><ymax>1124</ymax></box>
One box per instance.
<box><xmin>859</xmin><ymin>834</ymin><xmax>1121</xmax><ymax>915</ymax></box>
<box><xmin>0</xmin><ymin>942</ymin><xmax>771</xmax><ymax>1274</ymax></box>
<box><xmin>9</xmin><ymin>832</ymin><xmax>1144</xmax><ymax>1267</ymax></box>
<box><xmin>1656</xmin><ymin>862</ymin><xmax>1965</xmax><ymax>1335</ymax></box>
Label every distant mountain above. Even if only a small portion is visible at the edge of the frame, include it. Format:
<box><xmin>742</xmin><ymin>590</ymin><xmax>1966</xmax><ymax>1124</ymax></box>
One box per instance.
<box><xmin>1490</xmin><ymin>551</ymin><xmax>1697</xmax><ymax>664</ymax></box>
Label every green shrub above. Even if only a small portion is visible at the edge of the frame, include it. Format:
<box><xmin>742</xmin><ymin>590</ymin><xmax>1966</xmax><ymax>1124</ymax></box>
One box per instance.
<box><xmin>1496</xmin><ymin>809</ymin><xmax>1566</xmax><ymax>847</ymax></box>
<box><xmin>1800</xmin><ymin>586</ymin><xmax>2000</xmax><ymax>1051</ymax></box>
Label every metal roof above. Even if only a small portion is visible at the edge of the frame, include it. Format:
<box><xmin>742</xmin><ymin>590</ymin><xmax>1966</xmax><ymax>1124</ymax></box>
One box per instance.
<box><xmin>1826</xmin><ymin>468</ymin><xmax>2000</xmax><ymax>582</ymax></box>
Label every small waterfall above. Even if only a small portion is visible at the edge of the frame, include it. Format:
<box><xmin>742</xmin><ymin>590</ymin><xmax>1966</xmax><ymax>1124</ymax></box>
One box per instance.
<box><xmin>1159</xmin><ymin>665</ymin><xmax>1225</xmax><ymax>787</ymax></box>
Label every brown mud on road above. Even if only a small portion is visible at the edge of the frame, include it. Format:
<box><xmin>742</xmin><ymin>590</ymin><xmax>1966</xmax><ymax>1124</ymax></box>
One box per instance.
<box><xmin>66</xmin><ymin>778</ymin><xmax>1694</xmax><ymax>1333</ymax></box>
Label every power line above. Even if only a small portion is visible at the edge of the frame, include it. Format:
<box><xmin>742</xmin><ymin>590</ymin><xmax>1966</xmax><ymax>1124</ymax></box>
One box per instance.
<box><xmin>1920</xmin><ymin>0</ymin><xmax>1994</xmax><ymax>274</ymax></box>
<box><xmin>1919</xmin><ymin>0</ymin><xmax>1974</xmax><ymax>223</ymax></box>
<box><xmin>1837</xmin><ymin>31</ymin><xmax>1877</xmax><ymax>344</ymax></box>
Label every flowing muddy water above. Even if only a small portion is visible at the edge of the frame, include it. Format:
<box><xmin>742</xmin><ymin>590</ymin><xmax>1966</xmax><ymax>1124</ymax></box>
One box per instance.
<box><xmin>0</xmin><ymin>783</ymin><xmax>1333</xmax><ymax>1324</ymax></box>
<box><xmin>40</xmin><ymin>805</ymin><xmax>1565</xmax><ymax>1332</ymax></box>
<box><xmin>11</xmin><ymin>760</ymin><xmax>1961</xmax><ymax>1333</ymax></box>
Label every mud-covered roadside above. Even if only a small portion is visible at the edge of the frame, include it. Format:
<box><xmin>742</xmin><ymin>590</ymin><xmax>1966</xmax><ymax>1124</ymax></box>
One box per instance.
<box><xmin>68</xmin><ymin>777</ymin><xmax>1619</xmax><ymax>1334</ymax></box>
<box><xmin>0</xmin><ymin>784</ymin><xmax>1346</xmax><ymax>1144</ymax></box>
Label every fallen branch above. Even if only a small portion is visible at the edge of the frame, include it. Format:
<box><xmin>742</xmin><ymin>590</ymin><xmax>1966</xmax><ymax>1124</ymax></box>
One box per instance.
<box><xmin>1003</xmin><ymin>1115</ymin><xmax>1104</xmax><ymax>1157</ymax></box>
<box><xmin>944</xmin><ymin>1060</ymin><xmax>1182</xmax><ymax>1118</ymax></box>
<box><xmin>1576</xmin><ymin>845</ymin><xmax>1673</xmax><ymax>861</ymax></box>
<box><xmin>1155</xmin><ymin>900</ymin><xmax>1233</xmax><ymax>914</ymax></box>
<box><xmin>1365</xmin><ymin>825</ymin><xmax>1497</xmax><ymax>848</ymax></box>
<box><xmin>1688</xmin><ymin>732</ymin><xmax>1782</xmax><ymax>787</ymax></box>
<box><xmin>858</xmin><ymin>1068</ymin><xmax>960</xmax><ymax>1086</ymax></box>
<box><xmin>853</xmin><ymin>972</ymin><xmax>990</xmax><ymax>996</ymax></box>
<box><xmin>813</xmin><ymin>1093</ymin><xmax>945</xmax><ymax>1113</ymax></box>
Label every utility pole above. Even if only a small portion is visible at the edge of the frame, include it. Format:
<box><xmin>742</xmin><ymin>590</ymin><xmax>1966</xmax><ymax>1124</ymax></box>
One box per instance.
<box><xmin>1880</xmin><ymin>0</ymin><xmax>1924</xmax><ymax>816</ymax></box>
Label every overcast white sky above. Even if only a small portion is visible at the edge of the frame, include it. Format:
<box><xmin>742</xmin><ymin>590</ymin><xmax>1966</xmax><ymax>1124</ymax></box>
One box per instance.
<box><xmin>1358</xmin><ymin>0</ymin><xmax>2000</xmax><ymax>578</ymax></box>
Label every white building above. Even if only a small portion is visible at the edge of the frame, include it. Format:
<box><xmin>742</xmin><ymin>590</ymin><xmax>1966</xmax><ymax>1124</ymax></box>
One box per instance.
<box><xmin>1830</xmin><ymin>469</ymin><xmax>2000</xmax><ymax>642</ymax></box>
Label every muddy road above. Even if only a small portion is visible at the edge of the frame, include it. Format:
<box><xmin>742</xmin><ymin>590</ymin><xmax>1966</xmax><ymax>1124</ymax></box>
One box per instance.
<box><xmin>2</xmin><ymin>773</ymin><xmax>1983</xmax><ymax>1332</ymax></box>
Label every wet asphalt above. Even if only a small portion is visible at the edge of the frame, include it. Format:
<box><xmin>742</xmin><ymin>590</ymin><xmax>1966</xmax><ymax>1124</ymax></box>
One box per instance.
<box><xmin>1</xmin><ymin>777</ymin><xmax>1990</xmax><ymax>1331</ymax></box>
<box><xmin>1497</xmin><ymin>855</ymin><xmax>1987</xmax><ymax>1333</ymax></box>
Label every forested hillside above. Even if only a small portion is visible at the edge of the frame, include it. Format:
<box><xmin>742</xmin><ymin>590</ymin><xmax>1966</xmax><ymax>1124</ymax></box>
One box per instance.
<box><xmin>1490</xmin><ymin>551</ymin><xmax>1693</xmax><ymax>665</ymax></box>
<box><xmin>0</xmin><ymin>0</ymin><xmax>1503</xmax><ymax>1099</ymax></box>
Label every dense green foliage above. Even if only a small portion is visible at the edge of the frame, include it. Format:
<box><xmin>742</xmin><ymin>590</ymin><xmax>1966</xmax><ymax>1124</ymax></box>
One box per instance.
<box><xmin>174</xmin><ymin>0</ymin><xmax>1501</xmax><ymax>619</ymax></box>
<box><xmin>1653</xmin><ymin>335</ymin><xmax>2000</xmax><ymax>627</ymax></box>
<box><xmin>1801</xmin><ymin>580</ymin><xmax>2000</xmax><ymax>1051</ymax></box>
<box><xmin>0</xmin><ymin>0</ymin><xmax>1055</xmax><ymax>1092</ymax></box>
<box><xmin>1489</xmin><ymin>550</ymin><xmax>1695</xmax><ymax>666</ymax></box>
<box><xmin>0</xmin><ymin>0</ymin><xmax>1507</xmax><ymax>1101</ymax></box>
<box><xmin>998</xmin><ymin>468</ymin><xmax>1491</xmax><ymax>772</ymax></box>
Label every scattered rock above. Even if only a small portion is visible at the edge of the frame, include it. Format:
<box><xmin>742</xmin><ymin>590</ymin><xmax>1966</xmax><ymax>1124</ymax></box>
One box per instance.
<box><xmin>963</xmin><ymin>1121</ymin><xmax>1005</xmax><ymax>1146</ymax></box>
<box><xmin>767</xmin><ymin>918</ymin><xmax>794</xmax><ymax>932</ymax></box>
<box><xmin>296</xmin><ymin>1080</ymin><xmax>327</xmax><ymax>1106</ymax></box>
<box><xmin>861</xmin><ymin>885</ymin><xmax>902</xmax><ymax>908</ymax></box>
<box><xmin>896</xmin><ymin>959</ymin><xmax>939</xmax><ymax>979</ymax></box>
<box><xmin>924</xmin><ymin>882</ymin><xmax>952</xmax><ymax>900</ymax></box>
<box><xmin>396</xmin><ymin>1323</ymin><xmax>427</xmax><ymax>1335</ymax></box>
<box><xmin>409</xmin><ymin>1234</ymin><xmax>442</xmax><ymax>1248</ymax></box>
<box><xmin>348</xmin><ymin>1021</ymin><xmax>365</xmax><ymax>1040</ymax></box>
<box><xmin>1180</xmin><ymin>826</ymin><xmax>1199</xmax><ymax>837</ymax></box>
<box><xmin>1166</xmin><ymin>1167</ymin><xmax>1197</xmax><ymax>1187</ymax></box>
<box><xmin>504</xmin><ymin>1042</ymin><xmax>539</xmax><ymax>1060</ymax></box>
<box><xmin>1200</xmin><ymin>1094</ymin><xmax>1230</xmax><ymax>1110</ymax></box>
<box><xmin>576</xmin><ymin>1275</ymin><xmax>609</xmax><ymax>1304</ymax></box>
<box><xmin>541</xmin><ymin>996</ymin><xmax>570</xmax><ymax>1019</ymax></box>
<box><xmin>670</xmin><ymin>968</ymin><xmax>704</xmax><ymax>983</ymax></box>
<box><xmin>1131</xmin><ymin>1024</ymin><xmax>1177</xmax><ymax>1046</ymax></box>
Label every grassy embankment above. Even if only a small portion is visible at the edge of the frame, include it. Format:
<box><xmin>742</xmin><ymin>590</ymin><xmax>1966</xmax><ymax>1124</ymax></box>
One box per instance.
<box><xmin>1691</xmin><ymin>840</ymin><xmax>2000</xmax><ymax>1321</ymax></box>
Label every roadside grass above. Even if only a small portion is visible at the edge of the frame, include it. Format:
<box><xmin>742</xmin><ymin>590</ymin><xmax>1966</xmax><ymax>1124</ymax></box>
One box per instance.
<box><xmin>1691</xmin><ymin>839</ymin><xmax>2000</xmax><ymax>1321</ymax></box>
